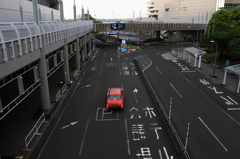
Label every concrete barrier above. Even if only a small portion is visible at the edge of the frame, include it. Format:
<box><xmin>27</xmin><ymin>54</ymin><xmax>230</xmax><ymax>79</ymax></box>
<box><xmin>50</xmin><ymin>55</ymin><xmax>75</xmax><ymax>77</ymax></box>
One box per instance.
<box><xmin>133</xmin><ymin>58</ymin><xmax>191</xmax><ymax>159</ymax></box>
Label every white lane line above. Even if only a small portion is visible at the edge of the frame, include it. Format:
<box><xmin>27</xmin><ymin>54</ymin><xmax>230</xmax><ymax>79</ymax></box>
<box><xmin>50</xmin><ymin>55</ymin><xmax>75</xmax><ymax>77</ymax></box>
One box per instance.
<box><xmin>79</xmin><ymin>120</ymin><xmax>90</xmax><ymax>155</ymax></box>
<box><xmin>159</xmin><ymin>149</ymin><xmax>163</xmax><ymax>159</ymax></box>
<box><xmin>156</xmin><ymin>66</ymin><xmax>163</xmax><ymax>74</ymax></box>
<box><xmin>198</xmin><ymin>117</ymin><xmax>228</xmax><ymax>151</ymax></box>
<box><xmin>163</xmin><ymin>147</ymin><xmax>170</xmax><ymax>159</ymax></box>
<box><xmin>124</xmin><ymin>118</ymin><xmax>131</xmax><ymax>155</ymax></box>
<box><xmin>170</xmin><ymin>83</ymin><xmax>182</xmax><ymax>97</ymax></box>
<box><xmin>181</xmin><ymin>71</ymin><xmax>196</xmax><ymax>73</ymax></box>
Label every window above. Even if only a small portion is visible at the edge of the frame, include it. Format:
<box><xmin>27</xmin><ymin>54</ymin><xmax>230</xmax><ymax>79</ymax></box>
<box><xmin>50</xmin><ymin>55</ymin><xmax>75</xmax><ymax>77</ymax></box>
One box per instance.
<box><xmin>172</xmin><ymin>8</ymin><xmax>178</xmax><ymax>11</ymax></box>
<box><xmin>165</xmin><ymin>8</ymin><xmax>169</xmax><ymax>11</ymax></box>
<box><xmin>182</xmin><ymin>7</ymin><xmax>188</xmax><ymax>11</ymax></box>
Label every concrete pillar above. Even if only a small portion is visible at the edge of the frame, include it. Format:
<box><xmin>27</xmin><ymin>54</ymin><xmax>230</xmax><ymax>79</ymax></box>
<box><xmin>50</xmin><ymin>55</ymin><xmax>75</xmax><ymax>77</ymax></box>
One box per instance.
<box><xmin>222</xmin><ymin>69</ymin><xmax>227</xmax><ymax>85</ymax></box>
<box><xmin>194</xmin><ymin>55</ymin><xmax>197</xmax><ymax>67</ymax></box>
<box><xmin>236</xmin><ymin>77</ymin><xmax>240</xmax><ymax>93</ymax></box>
<box><xmin>183</xmin><ymin>50</ymin><xmax>186</xmax><ymax>61</ymax></box>
<box><xmin>39</xmin><ymin>47</ymin><xmax>51</xmax><ymax>110</ymax></box>
<box><xmin>60</xmin><ymin>0</ymin><xmax>64</xmax><ymax>22</ymax></box>
<box><xmin>84</xmin><ymin>32</ymin><xmax>87</xmax><ymax>59</ymax></box>
<box><xmin>39</xmin><ymin>7</ymin><xmax>42</xmax><ymax>22</ymax></box>
<box><xmin>156</xmin><ymin>31</ymin><xmax>161</xmax><ymax>40</ymax></box>
<box><xmin>188</xmin><ymin>53</ymin><xmax>191</xmax><ymax>64</ymax></box>
<box><xmin>87</xmin><ymin>7</ymin><xmax>90</xmax><ymax>20</ymax></box>
<box><xmin>198</xmin><ymin>55</ymin><xmax>202</xmax><ymax>68</ymax></box>
<box><xmin>63</xmin><ymin>39</ymin><xmax>70</xmax><ymax>85</ymax></box>
<box><xmin>82</xmin><ymin>5</ymin><xmax>85</xmax><ymax>21</ymax></box>
<box><xmin>51</xmin><ymin>10</ymin><xmax>54</xmax><ymax>21</ymax></box>
<box><xmin>76</xmin><ymin>34</ymin><xmax>80</xmax><ymax>68</ymax></box>
<box><xmin>88</xmin><ymin>33</ymin><xmax>92</xmax><ymax>56</ymax></box>
<box><xmin>73</xmin><ymin>0</ymin><xmax>76</xmax><ymax>21</ymax></box>
<box><xmin>19</xmin><ymin>2</ymin><xmax>24</xmax><ymax>22</ymax></box>
<box><xmin>32</xmin><ymin>0</ymin><xmax>39</xmax><ymax>25</ymax></box>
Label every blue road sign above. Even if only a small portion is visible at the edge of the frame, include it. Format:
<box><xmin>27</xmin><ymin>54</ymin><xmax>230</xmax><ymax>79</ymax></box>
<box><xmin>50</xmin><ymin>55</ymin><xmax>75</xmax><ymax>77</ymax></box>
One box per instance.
<box><xmin>111</xmin><ymin>23</ymin><xmax>125</xmax><ymax>30</ymax></box>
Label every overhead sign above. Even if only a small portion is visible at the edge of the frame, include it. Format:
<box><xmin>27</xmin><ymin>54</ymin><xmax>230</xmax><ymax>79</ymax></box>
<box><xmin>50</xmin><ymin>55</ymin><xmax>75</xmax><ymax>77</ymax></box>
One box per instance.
<box><xmin>106</xmin><ymin>31</ymin><xmax>118</xmax><ymax>35</ymax></box>
<box><xmin>111</xmin><ymin>23</ymin><xmax>125</xmax><ymax>30</ymax></box>
<box><xmin>121</xmin><ymin>39</ymin><xmax>126</xmax><ymax>44</ymax></box>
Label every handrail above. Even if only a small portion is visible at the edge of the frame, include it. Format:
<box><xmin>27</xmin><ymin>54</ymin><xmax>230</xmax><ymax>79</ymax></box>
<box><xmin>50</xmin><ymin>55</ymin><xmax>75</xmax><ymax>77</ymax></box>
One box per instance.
<box><xmin>23</xmin><ymin>113</ymin><xmax>48</xmax><ymax>151</ymax></box>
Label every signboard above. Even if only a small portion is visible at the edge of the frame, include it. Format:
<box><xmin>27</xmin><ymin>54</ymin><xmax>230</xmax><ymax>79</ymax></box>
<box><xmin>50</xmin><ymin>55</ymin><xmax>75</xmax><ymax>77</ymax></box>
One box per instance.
<box><xmin>106</xmin><ymin>31</ymin><xmax>118</xmax><ymax>35</ymax></box>
<box><xmin>91</xmin><ymin>39</ymin><xmax>95</xmax><ymax>46</ymax></box>
<box><xmin>111</xmin><ymin>23</ymin><xmax>125</xmax><ymax>30</ymax></box>
<box><xmin>121</xmin><ymin>39</ymin><xmax>126</xmax><ymax>44</ymax></box>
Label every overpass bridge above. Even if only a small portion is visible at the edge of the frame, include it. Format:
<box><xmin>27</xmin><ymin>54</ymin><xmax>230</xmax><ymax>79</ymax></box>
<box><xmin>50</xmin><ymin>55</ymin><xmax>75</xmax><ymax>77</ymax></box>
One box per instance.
<box><xmin>95</xmin><ymin>20</ymin><xmax>207</xmax><ymax>41</ymax></box>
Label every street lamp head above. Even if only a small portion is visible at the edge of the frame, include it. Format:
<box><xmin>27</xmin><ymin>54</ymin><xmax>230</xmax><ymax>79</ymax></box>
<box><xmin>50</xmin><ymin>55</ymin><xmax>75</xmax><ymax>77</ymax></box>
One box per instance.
<box><xmin>210</xmin><ymin>40</ymin><xmax>215</xmax><ymax>43</ymax></box>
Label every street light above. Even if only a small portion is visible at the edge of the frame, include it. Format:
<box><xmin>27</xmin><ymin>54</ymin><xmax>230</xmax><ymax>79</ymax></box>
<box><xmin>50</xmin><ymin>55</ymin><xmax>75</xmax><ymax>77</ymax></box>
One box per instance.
<box><xmin>186</xmin><ymin>26</ymin><xmax>190</xmax><ymax>42</ymax></box>
<box><xmin>210</xmin><ymin>40</ymin><xmax>218</xmax><ymax>77</ymax></box>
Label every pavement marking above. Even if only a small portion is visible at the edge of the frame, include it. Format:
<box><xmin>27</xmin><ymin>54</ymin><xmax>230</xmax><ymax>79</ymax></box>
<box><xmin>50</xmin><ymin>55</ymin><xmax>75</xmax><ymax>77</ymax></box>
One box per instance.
<box><xmin>198</xmin><ymin>117</ymin><xmax>228</xmax><ymax>151</ymax></box>
<box><xmin>170</xmin><ymin>83</ymin><xmax>182</xmax><ymax>97</ymax></box>
<box><xmin>156</xmin><ymin>66</ymin><xmax>163</xmax><ymax>74</ymax></box>
<box><xmin>79</xmin><ymin>119</ymin><xmax>89</xmax><ymax>155</ymax></box>
<box><xmin>124</xmin><ymin>118</ymin><xmax>131</xmax><ymax>155</ymax></box>
<box><xmin>161</xmin><ymin>53</ymin><xmax>178</xmax><ymax>60</ymax></box>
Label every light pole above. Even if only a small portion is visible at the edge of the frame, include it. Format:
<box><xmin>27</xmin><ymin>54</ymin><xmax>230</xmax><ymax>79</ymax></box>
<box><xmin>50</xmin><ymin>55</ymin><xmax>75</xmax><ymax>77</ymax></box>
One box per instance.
<box><xmin>174</xmin><ymin>32</ymin><xmax>179</xmax><ymax>52</ymax></box>
<box><xmin>210</xmin><ymin>40</ymin><xmax>218</xmax><ymax>77</ymax></box>
<box><xmin>186</xmin><ymin>26</ymin><xmax>190</xmax><ymax>42</ymax></box>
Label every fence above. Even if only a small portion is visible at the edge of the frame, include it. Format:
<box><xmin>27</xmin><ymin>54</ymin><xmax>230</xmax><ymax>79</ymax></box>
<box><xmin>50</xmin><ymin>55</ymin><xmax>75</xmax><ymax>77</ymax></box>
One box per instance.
<box><xmin>23</xmin><ymin>113</ymin><xmax>48</xmax><ymax>151</ymax></box>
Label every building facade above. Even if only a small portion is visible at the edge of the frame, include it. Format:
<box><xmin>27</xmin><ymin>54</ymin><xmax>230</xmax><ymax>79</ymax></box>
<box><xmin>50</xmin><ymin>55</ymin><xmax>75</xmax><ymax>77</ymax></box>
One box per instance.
<box><xmin>147</xmin><ymin>0</ymin><xmax>240</xmax><ymax>23</ymax></box>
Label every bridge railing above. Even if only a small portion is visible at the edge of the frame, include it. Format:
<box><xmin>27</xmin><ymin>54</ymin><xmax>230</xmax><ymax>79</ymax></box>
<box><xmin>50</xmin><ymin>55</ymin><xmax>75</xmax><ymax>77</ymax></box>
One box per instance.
<box><xmin>0</xmin><ymin>20</ymin><xmax>93</xmax><ymax>64</ymax></box>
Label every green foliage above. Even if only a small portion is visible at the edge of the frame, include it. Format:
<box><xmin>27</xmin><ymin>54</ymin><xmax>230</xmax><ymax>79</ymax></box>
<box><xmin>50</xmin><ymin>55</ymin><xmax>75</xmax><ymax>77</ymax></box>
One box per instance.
<box><xmin>228</xmin><ymin>38</ymin><xmax>240</xmax><ymax>59</ymax></box>
<box><xmin>200</xmin><ymin>8</ymin><xmax>240</xmax><ymax>60</ymax></box>
<box><xmin>83</xmin><ymin>14</ymin><xmax>95</xmax><ymax>20</ymax></box>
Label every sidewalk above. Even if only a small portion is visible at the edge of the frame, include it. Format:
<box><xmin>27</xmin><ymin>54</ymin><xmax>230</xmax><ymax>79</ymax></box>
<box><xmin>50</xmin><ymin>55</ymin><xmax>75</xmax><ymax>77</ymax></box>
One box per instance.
<box><xmin>181</xmin><ymin>51</ymin><xmax>240</xmax><ymax>97</ymax></box>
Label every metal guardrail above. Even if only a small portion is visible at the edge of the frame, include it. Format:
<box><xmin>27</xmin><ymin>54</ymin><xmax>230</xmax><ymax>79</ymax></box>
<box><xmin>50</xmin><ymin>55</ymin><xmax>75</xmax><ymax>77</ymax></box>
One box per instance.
<box><xmin>56</xmin><ymin>90</ymin><xmax>61</xmax><ymax>102</ymax></box>
<box><xmin>171</xmin><ymin>48</ymin><xmax>184</xmax><ymax>59</ymax></box>
<box><xmin>23</xmin><ymin>113</ymin><xmax>48</xmax><ymax>151</ymax></box>
<box><xmin>133</xmin><ymin>58</ymin><xmax>191</xmax><ymax>159</ymax></box>
<box><xmin>61</xmin><ymin>83</ymin><xmax>67</xmax><ymax>94</ymax></box>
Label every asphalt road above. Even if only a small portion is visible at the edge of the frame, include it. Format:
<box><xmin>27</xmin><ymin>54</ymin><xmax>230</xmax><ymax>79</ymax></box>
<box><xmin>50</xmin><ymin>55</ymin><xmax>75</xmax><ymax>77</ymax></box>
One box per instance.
<box><xmin>143</xmin><ymin>50</ymin><xmax>240</xmax><ymax>158</ymax></box>
<box><xmin>37</xmin><ymin>43</ymin><xmax>179</xmax><ymax>159</ymax></box>
<box><xmin>36</xmin><ymin>42</ymin><xmax>240</xmax><ymax>159</ymax></box>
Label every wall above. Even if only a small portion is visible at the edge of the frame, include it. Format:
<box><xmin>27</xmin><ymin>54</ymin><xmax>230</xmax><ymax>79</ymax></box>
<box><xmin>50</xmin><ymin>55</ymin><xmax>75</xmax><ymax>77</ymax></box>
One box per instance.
<box><xmin>0</xmin><ymin>0</ymin><xmax>60</xmax><ymax>22</ymax></box>
<box><xmin>157</xmin><ymin>0</ymin><xmax>217</xmax><ymax>23</ymax></box>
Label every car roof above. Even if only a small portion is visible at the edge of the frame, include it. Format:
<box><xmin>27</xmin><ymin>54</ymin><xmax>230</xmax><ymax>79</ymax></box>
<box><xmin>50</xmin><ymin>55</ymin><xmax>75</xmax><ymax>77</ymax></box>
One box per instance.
<box><xmin>109</xmin><ymin>88</ymin><xmax>122</xmax><ymax>95</ymax></box>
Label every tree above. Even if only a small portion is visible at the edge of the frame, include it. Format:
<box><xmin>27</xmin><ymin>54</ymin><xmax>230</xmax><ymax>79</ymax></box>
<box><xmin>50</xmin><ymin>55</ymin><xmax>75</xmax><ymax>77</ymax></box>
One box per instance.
<box><xmin>206</xmin><ymin>9</ymin><xmax>231</xmax><ymax>34</ymax></box>
<box><xmin>83</xmin><ymin>14</ymin><xmax>95</xmax><ymax>20</ymax></box>
<box><xmin>199</xmin><ymin>8</ymin><xmax>240</xmax><ymax>60</ymax></box>
<box><xmin>229</xmin><ymin>7</ymin><xmax>240</xmax><ymax>29</ymax></box>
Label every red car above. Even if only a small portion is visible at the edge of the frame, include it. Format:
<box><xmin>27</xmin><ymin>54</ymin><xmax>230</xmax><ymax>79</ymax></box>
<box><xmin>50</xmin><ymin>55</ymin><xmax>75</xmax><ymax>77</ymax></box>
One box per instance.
<box><xmin>106</xmin><ymin>88</ymin><xmax>124</xmax><ymax>109</ymax></box>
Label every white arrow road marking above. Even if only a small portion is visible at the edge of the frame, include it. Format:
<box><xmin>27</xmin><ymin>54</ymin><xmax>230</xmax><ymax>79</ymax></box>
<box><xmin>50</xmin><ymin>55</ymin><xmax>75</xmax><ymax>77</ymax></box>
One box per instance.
<box><xmin>133</xmin><ymin>88</ymin><xmax>138</xmax><ymax>103</ymax></box>
<box><xmin>208</xmin><ymin>86</ymin><xmax>223</xmax><ymax>94</ymax></box>
<box><xmin>61</xmin><ymin>121</ymin><xmax>79</xmax><ymax>129</ymax></box>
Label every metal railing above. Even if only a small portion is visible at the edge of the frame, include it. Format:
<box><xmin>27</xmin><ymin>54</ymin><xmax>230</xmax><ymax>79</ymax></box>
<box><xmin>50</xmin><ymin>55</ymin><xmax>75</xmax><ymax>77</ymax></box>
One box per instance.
<box><xmin>23</xmin><ymin>113</ymin><xmax>48</xmax><ymax>151</ymax></box>
<box><xmin>0</xmin><ymin>20</ymin><xmax>93</xmax><ymax>64</ymax></box>
<box><xmin>0</xmin><ymin>79</ymin><xmax>42</xmax><ymax>120</ymax></box>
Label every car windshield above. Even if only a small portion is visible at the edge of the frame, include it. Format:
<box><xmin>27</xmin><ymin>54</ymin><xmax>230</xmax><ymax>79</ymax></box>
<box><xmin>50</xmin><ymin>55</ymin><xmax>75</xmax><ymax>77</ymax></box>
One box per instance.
<box><xmin>109</xmin><ymin>95</ymin><xmax>121</xmax><ymax>99</ymax></box>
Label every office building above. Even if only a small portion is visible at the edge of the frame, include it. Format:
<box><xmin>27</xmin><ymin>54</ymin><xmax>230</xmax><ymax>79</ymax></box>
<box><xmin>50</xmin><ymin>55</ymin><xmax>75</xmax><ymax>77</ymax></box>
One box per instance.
<box><xmin>147</xmin><ymin>0</ymin><xmax>240</xmax><ymax>23</ymax></box>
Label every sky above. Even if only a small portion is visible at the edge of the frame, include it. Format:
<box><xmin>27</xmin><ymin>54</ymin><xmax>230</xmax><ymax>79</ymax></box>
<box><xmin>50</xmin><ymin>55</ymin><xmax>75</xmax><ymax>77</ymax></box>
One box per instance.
<box><xmin>62</xmin><ymin>0</ymin><xmax>148</xmax><ymax>19</ymax></box>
